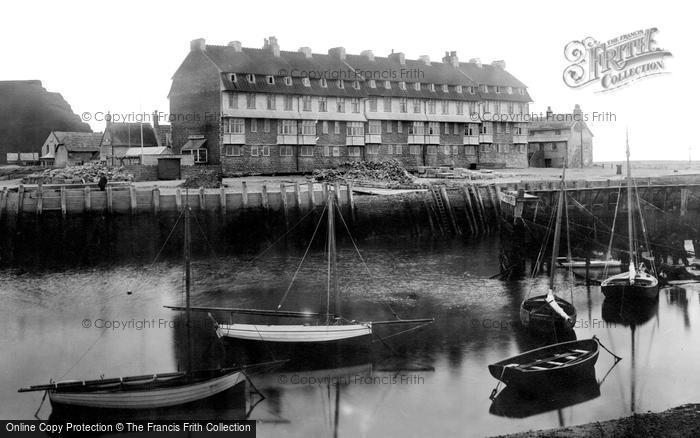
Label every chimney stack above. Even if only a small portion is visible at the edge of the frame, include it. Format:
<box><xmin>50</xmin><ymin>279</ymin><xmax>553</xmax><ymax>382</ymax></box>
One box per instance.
<box><xmin>190</xmin><ymin>38</ymin><xmax>206</xmax><ymax>51</ymax></box>
<box><xmin>298</xmin><ymin>47</ymin><xmax>312</xmax><ymax>59</ymax></box>
<box><xmin>360</xmin><ymin>50</ymin><xmax>375</xmax><ymax>61</ymax></box>
<box><xmin>469</xmin><ymin>57</ymin><xmax>482</xmax><ymax>68</ymax></box>
<box><xmin>418</xmin><ymin>55</ymin><xmax>431</xmax><ymax>66</ymax></box>
<box><xmin>492</xmin><ymin>60</ymin><xmax>506</xmax><ymax>70</ymax></box>
<box><xmin>328</xmin><ymin>47</ymin><xmax>346</xmax><ymax>60</ymax></box>
<box><xmin>227</xmin><ymin>41</ymin><xmax>242</xmax><ymax>52</ymax></box>
<box><xmin>546</xmin><ymin>106</ymin><xmax>553</xmax><ymax>119</ymax></box>
<box><xmin>442</xmin><ymin>51</ymin><xmax>459</xmax><ymax>67</ymax></box>
<box><xmin>264</xmin><ymin>36</ymin><xmax>280</xmax><ymax>57</ymax></box>
<box><xmin>389</xmin><ymin>52</ymin><xmax>406</xmax><ymax>65</ymax></box>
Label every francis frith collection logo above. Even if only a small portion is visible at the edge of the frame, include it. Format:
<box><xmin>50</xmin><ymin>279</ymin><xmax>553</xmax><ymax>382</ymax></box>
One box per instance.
<box><xmin>563</xmin><ymin>28</ymin><xmax>672</xmax><ymax>92</ymax></box>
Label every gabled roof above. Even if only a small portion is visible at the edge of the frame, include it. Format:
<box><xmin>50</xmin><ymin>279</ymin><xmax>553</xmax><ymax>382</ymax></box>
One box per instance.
<box><xmin>106</xmin><ymin>123</ymin><xmax>158</xmax><ymax>147</ymax></box>
<box><xmin>53</xmin><ymin>131</ymin><xmax>103</xmax><ymax>151</ymax></box>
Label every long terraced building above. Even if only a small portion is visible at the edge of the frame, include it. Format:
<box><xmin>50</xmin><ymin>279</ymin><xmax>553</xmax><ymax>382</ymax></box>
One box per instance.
<box><xmin>169</xmin><ymin>37</ymin><xmax>532</xmax><ymax>173</ymax></box>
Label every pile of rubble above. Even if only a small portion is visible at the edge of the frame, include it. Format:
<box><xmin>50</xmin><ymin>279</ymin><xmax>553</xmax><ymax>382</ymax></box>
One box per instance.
<box><xmin>22</xmin><ymin>162</ymin><xmax>134</xmax><ymax>184</ymax></box>
<box><xmin>313</xmin><ymin>160</ymin><xmax>415</xmax><ymax>187</ymax></box>
<box><xmin>181</xmin><ymin>167</ymin><xmax>223</xmax><ymax>188</ymax></box>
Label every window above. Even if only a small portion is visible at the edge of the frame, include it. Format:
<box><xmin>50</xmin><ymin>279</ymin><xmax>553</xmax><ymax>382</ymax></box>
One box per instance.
<box><xmin>495</xmin><ymin>123</ymin><xmax>502</xmax><ymax>134</ymax></box>
<box><xmin>444</xmin><ymin>123</ymin><xmax>449</xmax><ymax>134</ymax></box>
<box><xmin>507</xmin><ymin>102</ymin><xmax>514</xmax><ymax>113</ymax></box>
<box><xmin>493</xmin><ymin>102</ymin><xmax>500</xmax><ymax>114</ymax></box>
<box><xmin>399</xmin><ymin>81</ymin><xmax>406</xmax><ymax>90</ymax></box>
<box><xmin>228</xmin><ymin>93</ymin><xmax>238</xmax><ymax>109</ymax></box>
<box><xmin>507</xmin><ymin>86</ymin><xmax>513</xmax><ymax>94</ymax></box>
<box><xmin>498</xmin><ymin>144</ymin><xmax>507</xmax><ymax>153</ymax></box>
<box><xmin>225</xmin><ymin>145</ymin><xmax>241</xmax><ymax>156</ymax></box>
<box><xmin>384</xmin><ymin>80</ymin><xmax>391</xmax><ymax>89</ymax></box>
<box><xmin>429</xmin><ymin>84</ymin><xmax>436</xmax><ymax>92</ymax></box>
<box><xmin>301</xmin><ymin>120</ymin><xmax>316</xmax><ymax>135</ymax></box>
<box><xmin>246</xmin><ymin>93</ymin><xmax>256</xmax><ymax>109</ymax></box>
<box><xmin>284</xmin><ymin>76</ymin><xmax>292</xmax><ymax>86</ymax></box>
<box><xmin>456</xmin><ymin>102</ymin><xmax>464</xmax><ymax>115</ymax></box>
<box><xmin>399</xmin><ymin>98</ymin><xmax>407</xmax><ymax>113</ymax></box>
<box><xmin>454</xmin><ymin>123</ymin><xmax>459</xmax><ymax>135</ymax></box>
<box><xmin>322</xmin><ymin>121</ymin><xmax>329</xmax><ymax>134</ymax></box>
<box><xmin>518</xmin><ymin>88</ymin><xmax>525</xmax><ymax>95</ymax></box>
<box><xmin>369</xmin><ymin>80</ymin><xmax>376</xmax><ymax>88</ymax></box>
<box><xmin>465</xmin><ymin>145</ymin><xmax>477</xmax><ymax>155</ymax></box>
<box><xmin>351</xmin><ymin>98</ymin><xmax>361</xmax><ymax>113</ymax></box>
<box><xmin>246</xmin><ymin>74</ymin><xmax>255</xmax><ymax>84</ymax></box>
<box><xmin>383</xmin><ymin>97</ymin><xmax>392</xmax><ymax>112</ymax></box>
<box><xmin>250</xmin><ymin>119</ymin><xmax>257</xmax><ymax>132</ymax></box>
<box><xmin>441</xmin><ymin>145</ymin><xmax>450</xmax><ymax>155</ymax></box>
<box><xmin>496</xmin><ymin>86</ymin><xmax>502</xmax><ymax>94</ymax></box>
<box><xmin>469</xmin><ymin>86</ymin><xmax>476</xmax><ymax>94</ymax></box>
<box><xmin>266</xmin><ymin>75</ymin><xmax>275</xmax><ymax>85</ymax></box>
<box><xmin>367</xmin><ymin>145</ymin><xmax>379</xmax><ymax>154</ymax></box>
<box><xmin>346</xmin><ymin>122</ymin><xmax>364</xmax><ymax>136</ymax></box>
<box><xmin>369</xmin><ymin>120</ymin><xmax>381</xmax><ymax>135</ymax></box>
<box><xmin>442</xmin><ymin>84</ymin><xmax>449</xmax><ymax>93</ymax></box>
<box><xmin>395</xmin><ymin>144</ymin><xmax>402</xmax><ymax>154</ymax></box>
<box><xmin>441</xmin><ymin>100</ymin><xmax>449</xmax><ymax>115</ymax></box>
<box><xmin>332</xmin><ymin>146</ymin><xmax>340</xmax><ymax>157</ymax></box>
<box><xmin>280</xmin><ymin>146</ymin><xmax>293</xmax><ymax>156</ymax></box>
<box><xmin>413</xmin><ymin>99</ymin><xmax>421</xmax><ymax>113</ymax></box>
<box><xmin>264</xmin><ymin>119</ymin><xmax>270</xmax><ymax>133</ymax></box>
<box><xmin>452</xmin><ymin>145</ymin><xmax>459</xmax><ymax>155</ymax></box>
<box><xmin>336</xmin><ymin>98</ymin><xmax>345</xmax><ymax>113</ymax></box>
<box><xmin>302</xmin><ymin>96</ymin><xmax>312</xmax><ymax>111</ymax></box>
<box><xmin>469</xmin><ymin>102</ymin><xmax>477</xmax><ymax>114</ymax></box>
<box><xmin>427</xmin><ymin>100</ymin><xmax>436</xmax><ymax>114</ymax></box>
<box><xmin>397</xmin><ymin>121</ymin><xmax>403</xmax><ymax>133</ymax></box>
<box><xmin>414</xmin><ymin>82</ymin><xmax>421</xmax><ymax>91</ymax></box>
<box><xmin>409</xmin><ymin>122</ymin><xmax>425</xmax><ymax>135</ymax></box>
<box><xmin>229</xmin><ymin>73</ymin><xmax>237</xmax><ymax>82</ymax></box>
<box><xmin>456</xmin><ymin>85</ymin><xmax>462</xmax><ymax>93</ymax></box>
<box><xmin>323</xmin><ymin>145</ymin><xmax>330</xmax><ymax>157</ymax></box>
<box><xmin>410</xmin><ymin>145</ymin><xmax>421</xmax><ymax>155</ymax></box>
<box><xmin>266</xmin><ymin>94</ymin><xmax>276</xmax><ymax>110</ymax></box>
<box><xmin>505</xmin><ymin>123</ymin><xmax>510</xmax><ymax>133</ymax></box>
<box><xmin>518</xmin><ymin>144</ymin><xmax>527</xmax><ymax>153</ymax></box>
<box><xmin>337</xmin><ymin>79</ymin><xmax>344</xmax><ymax>89</ymax></box>
<box><xmin>190</xmin><ymin>148</ymin><xmax>207</xmax><ymax>163</ymax></box>
<box><xmin>465</xmin><ymin>124</ymin><xmax>475</xmax><ymax>136</ymax></box>
<box><xmin>369</xmin><ymin>96</ymin><xmax>378</xmax><ymax>112</ymax></box>
<box><xmin>386</xmin><ymin>121</ymin><xmax>392</xmax><ymax>133</ymax></box>
<box><xmin>250</xmin><ymin>145</ymin><xmax>259</xmax><ymax>156</ymax></box>
<box><xmin>480</xmin><ymin>122</ymin><xmax>491</xmax><ymax>134</ymax></box>
<box><xmin>302</xmin><ymin>77</ymin><xmax>311</xmax><ymax>87</ymax></box>
<box><xmin>428</xmin><ymin>122</ymin><xmax>439</xmax><ymax>135</ymax></box>
<box><xmin>348</xmin><ymin>147</ymin><xmax>361</xmax><ymax>157</ymax></box>
<box><xmin>278</xmin><ymin>120</ymin><xmax>297</xmax><ymax>135</ymax></box>
<box><xmin>555</xmin><ymin>129</ymin><xmax>562</xmax><ymax>135</ymax></box>
<box><xmin>353</xmin><ymin>80</ymin><xmax>360</xmax><ymax>90</ymax></box>
<box><xmin>334</xmin><ymin>122</ymin><xmax>340</xmax><ymax>134</ymax></box>
<box><xmin>224</xmin><ymin>118</ymin><xmax>245</xmax><ymax>134</ymax></box>
<box><xmin>300</xmin><ymin>146</ymin><xmax>314</xmax><ymax>157</ymax></box>
<box><xmin>320</xmin><ymin>78</ymin><xmax>328</xmax><ymax>88</ymax></box>
<box><xmin>319</xmin><ymin>96</ymin><xmax>327</xmax><ymax>112</ymax></box>
<box><xmin>284</xmin><ymin>95</ymin><xmax>293</xmax><ymax>111</ymax></box>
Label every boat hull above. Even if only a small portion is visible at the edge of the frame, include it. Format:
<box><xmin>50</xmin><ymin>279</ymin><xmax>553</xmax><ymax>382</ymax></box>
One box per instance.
<box><xmin>49</xmin><ymin>370</ymin><xmax>244</xmax><ymax>410</ymax></box>
<box><xmin>520</xmin><ymin>295</ymin><xmax>576</xmax><ymax>335</ymax></box>
<box><xmin>600</xmin><ymin>271</ymin><xmax>659</xmax><ymax>301</ymax></box>
<box><xmin>558</xmin><ymin>259</ymin><xmax>622</xmax><ymax>280</ymax></box>
<box><xmin>216</xmin><ymin>323</ymin><xmax>372</xmax><ymax>343</ymax></box>
<box><xmin>488</xmin><ymin>339</ymin><xmax>599</xmax><ymax>393</ymax></box>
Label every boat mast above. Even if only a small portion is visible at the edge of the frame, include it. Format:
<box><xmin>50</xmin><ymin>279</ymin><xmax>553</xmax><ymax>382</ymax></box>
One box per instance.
<box><xmin>549</xmin><ymin>163</ymin><xmax>566</xmax><ymax>291</ymax></box>
<box><xmin>327</xmin><ymin>190</ymin><xmax>339</xmax><ymax>320</ymax></box>
<box><xmin>184</xmin><ymin>204</ymin><xmax>192</xmax><ymax>376</ymax></box>
<box><xmin>626</xmin><ymin>130</ymin><xmax>635</xmax><ymax>268</ymax></box>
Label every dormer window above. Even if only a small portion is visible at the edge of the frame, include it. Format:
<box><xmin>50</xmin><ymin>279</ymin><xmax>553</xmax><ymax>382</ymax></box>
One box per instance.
<box><xmin>266</xmin><ymin>75</ymin><xmax>275</xmax><ymax>85</ymax></box>
<box><xmin>302</xmin><ymin>77</ymin><xmax>311</xmax><ymax>87</ymax></box>
<box><xmin>429</xmin><ymin>84</ymin><xmax>436</xmax><ymax>92</ymax></box>
<box><xmin>414</xmin><ymin>82</ymin><xmax>421</xmax><ymax>91</ymax></box>
<box><xmin>518</xmin><ymin>88</ymin><xmax>525</xmax><ymax>95</ymax></box>
<box><xmin>284</xmin><ymin>76</ymin><xmax>292</xmax><ymax>86</ymax></box>
<box><xmin>369</xmin><ymin>79</ymin><xmax>376</xmax><ymax>88</ymax></box>
<box><xmin>353</xmin><ymin>80</ymin><xmax>360</xmax><ymax>90</ymax></box>
<box><xmin>507</xmin><ymin>86</ymin><xmax>513</xmax><ymax>94</ymax></box>
<box><xmin>496</xmin><ymin>86</ymin><xmax>502</xmax><ymax>94</ymax></box>
<box><xmin>384</xmin><ymin>80</ymin><xmax>391</xmax><ymax>89</ymax></box>
<box><xmin>469</xmin><ymin>86</ymin><xmax>476</xmax><ymax>94</ymax></box>
<box><xmin>481</xmin><ymin>84</ymin><xmax>489</xmax><ymax>93</ymax></box>
<box><xmin>338</xmin><ymin>79</ymin><xmax>344</xmax><ymax>89</ymax></box>
<box><xmin>399</xmin><ymin>81</ymin><xmax>406</xmax><ymax>90</ymax></box>
<box><xmin>246</xmin><ymin>74</ymin><xmax>255</xmax><ymax>84</ymax></box>
<box><xmin>320</xmin><ymin>78</ymin><xmax>328</xmax><ymax>88</ymax></box>
<box><xmin>229</xmin><ymin>73</ymin><xmax>237</xmax><ymax>82</ymax></box>
<box><xmin>442</xmin><ymin>84</ymin><xmax>449</xmax><ymax>93</ymax></box>
<box><xmin>456</xmin><ymin>85</ymin><xmax>463</xmax><ymax>93</ymax></box>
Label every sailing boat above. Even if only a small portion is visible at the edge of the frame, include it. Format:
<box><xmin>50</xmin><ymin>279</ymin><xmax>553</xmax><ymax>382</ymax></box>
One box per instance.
<box><xmin>19</xmin><ymin>204</ymin><xmax>281</xmax><ymax>409</ymax></box>
<box><xmin>167</xmin><ymin>190</ymin><xmax>433</xmax><ymax>344</ymax></box>
<box><xmin>520</xmin><ymin>162</ymin><xmax>576</xmax><ymax>334</ymax></box>
<box><xmin>600</xmin><ymin>131</ymin><xmax>659</xmax><ymax>301</ymax></box>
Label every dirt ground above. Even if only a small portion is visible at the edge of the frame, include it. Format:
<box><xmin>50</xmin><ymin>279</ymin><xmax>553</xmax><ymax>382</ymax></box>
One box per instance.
<box><xmin>493</xmin><ymin>404</ymin><xmax>700</xmax><ymax>438</ymax></box>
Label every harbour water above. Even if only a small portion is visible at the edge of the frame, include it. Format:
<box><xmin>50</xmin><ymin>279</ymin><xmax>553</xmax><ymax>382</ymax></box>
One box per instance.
<box><xmin>1</xmin><ymin>237</ymin><xmax>699</xmax><ymax>437</ymax></box>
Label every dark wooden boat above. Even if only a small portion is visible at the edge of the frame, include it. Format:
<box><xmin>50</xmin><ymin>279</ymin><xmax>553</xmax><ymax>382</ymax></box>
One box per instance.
<box><xmin>520</xmin><ymin>294</ymin><xmax>576</xmax><ymax>334</ymax></box>
<box><xmin>488</xmin><ymin>338</ymin><xmax>599</xmax><ymax>393</ymax></box>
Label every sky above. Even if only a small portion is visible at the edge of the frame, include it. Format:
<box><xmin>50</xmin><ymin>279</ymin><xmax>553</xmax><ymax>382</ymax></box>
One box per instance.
<box><xmin>1</xmin><ymin>0</ymin><xmax>695</xmax><ymax>162</ymax></box>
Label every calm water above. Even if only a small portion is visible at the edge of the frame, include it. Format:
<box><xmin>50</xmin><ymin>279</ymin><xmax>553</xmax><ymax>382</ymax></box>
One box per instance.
<box><xmin>1</xmin><ymin>237</ymin><xmax>699</xmax><ymax>437</ymax></box>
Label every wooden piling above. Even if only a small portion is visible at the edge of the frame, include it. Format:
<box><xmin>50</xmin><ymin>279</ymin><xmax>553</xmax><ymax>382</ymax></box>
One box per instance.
<box><xmin>241</xmin><ymin>181</ymin><xmax>248</xmax><ymax>209</ymax></box>
<box><xmin>280</xmin><ymin>183</ymin><xmax>289</xmax><ymax>229</ymax></box>
<box><xmin>199</xmin><ymin>187</ymin><xmax>205</xmax><ymax>210</ymax></box>
<box><xmin>219</xmin><ymin>186</ymin><xmax>226</xmax><ymax>216</ymax></box>
<box><xmin>322</xmin><ymin>183</ymin><xmax>329</xmax><ymax>204</ymax></box>
<box><xmin>153</xmin><ymin>186</ymin><xmax>160</xmax><ymax>215</ymax></box>
<box><xmin>294</xmin><ymin>182</ymin><xmax>302</xmax><ymax>215</ymax></box>
<box><xmin>459</xmin><ymin>187</ymin><xmax>476</xmax><ymax>235</ymax></box>
<box><xmin>347</xmin><ymin>181</ymin><xmax>356</xmax><ymax>223</ymax></box>
<box><xmin>17</xmin><ymin>185</ymin><xmax>25</xmax><ymax>215</ymax></box>
<box><xmin>0</xmin><ymin>187</ymin><xmax>7</xmax><ymax>219</ymax></box>
<box><xmin>472</xmin><ymin>186</ymin><xmax>487</xmax><ymax>233</ymax></box>
<box><xmin>680</xmin><ymin>187</ymin><xmax>688</xmax><ymax>217</ymax></box>
<box><xmin>36</xmin><ymin>185</ymin><xmax>43</xmax><ymax>215</ymax></box>
<box><xmin>307</xmin><ymin>181</ymin><xmax>315</xmax><ymax>210</ymax></box>
<box><xmin>261</xmin><ymin>184</ymin><xmax>269</xmax><ymax>211</ymax></box>
<box><xmin>84</xmin><ymin>186</ymin><xmax>91</xmax><ymax>212</ymax></box>
<box><xmin>334</xmin><ymin>182</ymin><xmax>341</xmax><ymax>206</ymax></box>
<box><xmin>107</xmin><ymin>186</ymin><xmax>113</xmax><ymax>214</ymax></box>
<box><xmin>60</xmin><ymin>186</ymin><xmax>66</xmax><ymax>216</ymax></box>
<box><xmin>175</xmin><ymin>188</ymin><xmax>182</xmax><ymax>210</ymax></box>
<box><xmin>422</xmin><ymin>197</ymin><xmax>437</xmax><ymax>236</ymax></box>
<box><xmin>130</xmin><ymin>185</ymin><xmax>137</xmax><ymax>214</ymax></box>
<box><xmin>439</xmin><ymin>186</ymin><xmax>460</xmax><ymax>234</ymax></box>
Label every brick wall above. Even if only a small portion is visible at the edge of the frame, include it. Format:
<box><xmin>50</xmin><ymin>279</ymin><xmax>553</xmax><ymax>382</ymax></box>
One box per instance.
<box><xmin>124</xmin><ymin>164</ymin><xmax>158</xmax><ymax>181</ymax></box>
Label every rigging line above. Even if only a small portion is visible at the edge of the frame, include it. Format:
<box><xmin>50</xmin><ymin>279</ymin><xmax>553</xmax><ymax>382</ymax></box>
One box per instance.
<box><xmin>276</xmin><ymin>203</ymin><xmax>328</xmax><ymax>311</ymax></box>
<box><xmin>334</xmin><ymin>202</ymin><xmax>400</xmax><ymax>319</ymax></box>
<box><xmin>604</xmin><ymin>185</ymin><xmax>623</xmax><ymax>278</ymax></box>
<box><xmin>192</xmin><ymin>213</ymin><xmax>218</xmax><ymax>259</ymax></box>
<box><xmin>57</xmin><ymin>326</ymin><xmax>109</xmax><ymax>380</ymax></box>
<box><xmin>633</xmin><ymin>178</ymin><xmax>657</xmax><ymax>276</ymax></box>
